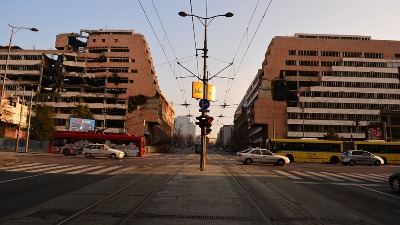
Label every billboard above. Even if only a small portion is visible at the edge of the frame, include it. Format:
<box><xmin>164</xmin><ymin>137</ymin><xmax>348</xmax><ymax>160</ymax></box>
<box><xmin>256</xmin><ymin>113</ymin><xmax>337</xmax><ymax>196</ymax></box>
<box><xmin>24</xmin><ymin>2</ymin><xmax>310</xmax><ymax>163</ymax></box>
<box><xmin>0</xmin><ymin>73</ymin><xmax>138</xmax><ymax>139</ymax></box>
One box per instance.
<box><xmin>69</xmin><ymin>117</ymin><xmax>95</xmax><ymax>132</ymax></box>
<box><xmin>365</xmin><ymin>122</ymin><xmax>386</xmax><ymax>141</ymax></box>
<box><xmin>192</xmin><ymin>82</ymin><xmax>216</xmax><ymax>101</ymax></box>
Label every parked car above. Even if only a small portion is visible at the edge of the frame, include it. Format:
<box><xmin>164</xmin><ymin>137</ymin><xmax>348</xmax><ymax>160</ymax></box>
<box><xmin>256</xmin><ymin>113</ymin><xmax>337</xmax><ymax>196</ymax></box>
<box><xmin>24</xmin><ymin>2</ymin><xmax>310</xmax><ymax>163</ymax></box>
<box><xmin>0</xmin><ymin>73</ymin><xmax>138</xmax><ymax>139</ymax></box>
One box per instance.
<box><xmin>340</xmin><ymin>150</ymin><xmax>384</xmax><ymax>166</ymax></box>
<box><xmin>389</xmin><ymin>171</ymin><xmax>400</xmax><ymax>193</ymax></box>
<box><xmin>82</xmin><ymin>144</ymin><xmax>125</xmax><ymax>159</ymax></box>
<box><xmin>236</xmin><ymin>148</ymin><xmax>290</xmax><ymax>166</ymax></box>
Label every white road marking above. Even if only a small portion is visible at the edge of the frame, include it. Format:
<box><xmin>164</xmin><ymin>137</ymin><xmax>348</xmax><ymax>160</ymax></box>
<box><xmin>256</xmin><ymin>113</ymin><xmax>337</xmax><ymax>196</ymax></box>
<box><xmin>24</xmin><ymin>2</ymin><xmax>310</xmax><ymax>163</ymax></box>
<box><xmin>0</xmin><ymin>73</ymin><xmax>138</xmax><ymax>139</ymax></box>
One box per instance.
<box><xmin>273</xmin><ymin>170</ymin><xmax>302</xmax><ymax>180</ymax></box>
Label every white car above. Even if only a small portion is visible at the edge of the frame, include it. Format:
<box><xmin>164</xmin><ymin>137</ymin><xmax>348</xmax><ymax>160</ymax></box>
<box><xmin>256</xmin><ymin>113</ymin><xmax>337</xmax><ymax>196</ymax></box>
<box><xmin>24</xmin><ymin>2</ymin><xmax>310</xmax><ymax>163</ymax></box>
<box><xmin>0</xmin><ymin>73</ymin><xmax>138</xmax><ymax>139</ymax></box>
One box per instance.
<box><xmin>82</xmin><ymin>144</ymin><xmax>125</xmax><ymax>159</ymax></box>
<box><xmin>236</xmin><ymin>148</ymin><xmax>290</xmax><ymax>166</ymax></box>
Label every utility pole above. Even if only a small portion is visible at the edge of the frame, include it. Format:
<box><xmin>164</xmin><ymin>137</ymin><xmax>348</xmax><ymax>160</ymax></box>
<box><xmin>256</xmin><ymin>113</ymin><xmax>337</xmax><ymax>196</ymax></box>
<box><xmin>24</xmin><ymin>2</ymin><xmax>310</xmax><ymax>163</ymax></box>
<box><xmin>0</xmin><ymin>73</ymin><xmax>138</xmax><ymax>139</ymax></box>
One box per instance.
<box><xmin>179</xmin><ymin>11</ymin><xmax>233</xmax><ymax>171</ymax></box>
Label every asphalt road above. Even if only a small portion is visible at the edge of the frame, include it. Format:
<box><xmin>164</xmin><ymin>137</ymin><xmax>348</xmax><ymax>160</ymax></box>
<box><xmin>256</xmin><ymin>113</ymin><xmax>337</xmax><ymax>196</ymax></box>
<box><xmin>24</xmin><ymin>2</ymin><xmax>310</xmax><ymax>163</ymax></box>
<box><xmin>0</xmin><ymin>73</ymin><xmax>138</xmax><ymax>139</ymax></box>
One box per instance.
<box><xmin>0</xmin><ymin>151</ymin><xmax>188</xmax><ymax>218</ymax></box>
<box><xmin>0</xmin><ymin>171</ymin><xmax>107</xmax><ymax>218</ymax></box>
<box><xmin>1</xmin><ymin>150</ymin><xmax>399</xmax><ymax>224</ymax></box>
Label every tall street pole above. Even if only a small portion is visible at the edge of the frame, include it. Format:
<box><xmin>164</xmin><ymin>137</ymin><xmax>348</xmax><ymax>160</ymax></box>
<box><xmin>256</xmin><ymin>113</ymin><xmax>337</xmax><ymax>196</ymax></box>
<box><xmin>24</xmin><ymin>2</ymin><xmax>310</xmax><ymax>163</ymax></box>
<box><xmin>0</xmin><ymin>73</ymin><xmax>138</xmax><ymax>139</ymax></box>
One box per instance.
<box><xmin>179</xmin><ymin>11</ymin><xmax>233</xmax><ymax>171</ymax></box>
<box><xmin>1</xmin><ymin>24</ymin><xmax>38</xmax><ymax>102</ymax></box>
<box><xmin>25</xmin><ymin>89</ymin><xmax>34</xmax><ymax>153</ymax></box>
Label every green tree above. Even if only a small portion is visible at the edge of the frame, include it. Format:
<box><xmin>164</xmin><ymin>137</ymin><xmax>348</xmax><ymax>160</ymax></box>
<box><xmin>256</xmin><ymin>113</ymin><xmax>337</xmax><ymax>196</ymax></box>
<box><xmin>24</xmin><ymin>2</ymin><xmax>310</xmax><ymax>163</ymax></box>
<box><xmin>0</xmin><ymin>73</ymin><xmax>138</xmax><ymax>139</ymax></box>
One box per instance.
<box><xmin>323</xmin><ymin>129</ymin><xmax>343</xmax><ymax>141</ymax></box>
<box><xmin>71</xmin><ymin>104</ymin><xmax>94</xmax><ymax>119</ymax></box>
<box><xmin>30</xmin><ymin>105</ymin><xmax>57</xmax><ymax>142</ymax></box>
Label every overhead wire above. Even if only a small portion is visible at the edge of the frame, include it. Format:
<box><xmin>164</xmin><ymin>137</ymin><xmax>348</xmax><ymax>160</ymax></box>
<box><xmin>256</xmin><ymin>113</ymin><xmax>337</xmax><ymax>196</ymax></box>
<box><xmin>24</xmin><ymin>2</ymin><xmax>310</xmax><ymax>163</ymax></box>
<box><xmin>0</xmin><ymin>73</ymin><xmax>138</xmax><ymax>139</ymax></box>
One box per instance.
<box><xmin>137</xmin><ymin>0</ymin><xmax>193</xmax><ymax>118</ymax></box>
<box><xmin>216</xmin><ymin>0</ymin><xmax>274</xmax><ymax>125</ymax></box>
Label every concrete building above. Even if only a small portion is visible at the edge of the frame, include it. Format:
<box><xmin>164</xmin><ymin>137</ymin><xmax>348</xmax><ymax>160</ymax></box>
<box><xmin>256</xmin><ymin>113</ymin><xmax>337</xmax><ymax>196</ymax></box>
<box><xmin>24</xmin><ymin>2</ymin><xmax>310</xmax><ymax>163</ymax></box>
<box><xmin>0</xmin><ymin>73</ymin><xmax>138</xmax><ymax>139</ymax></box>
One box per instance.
<box><xmin>234</xmin><ymin>33</ymin><xmax>400</xmax><ymax>150</ymax></box>
<box><xmin>174</xmin><ymin>115</ymin><xmax>196</xmax><ymax>136</ymax></box>
<box><xmin>0</xmin><ymin>29</ymin><xmax>174</xmax><ymax>152</ymax></box>
<box><xmin>216</xmin><ymin>125</ymin><xmax>233</xmax><ymax>150</ymax></box>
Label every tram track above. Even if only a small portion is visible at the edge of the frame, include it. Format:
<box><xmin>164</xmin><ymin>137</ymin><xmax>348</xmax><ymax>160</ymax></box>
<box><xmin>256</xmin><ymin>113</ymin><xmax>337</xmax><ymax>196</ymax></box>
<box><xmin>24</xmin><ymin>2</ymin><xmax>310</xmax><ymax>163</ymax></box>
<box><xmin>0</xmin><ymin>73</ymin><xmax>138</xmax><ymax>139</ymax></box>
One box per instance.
<box><xmin>30</xmin><ymin>155</ymin><xmax>196</xmax><ymax>225</ymax></box>
<box><xmin>210</xmin><ymin>152</ymin><xmax>368</xmax><ymax>225</ymax></box>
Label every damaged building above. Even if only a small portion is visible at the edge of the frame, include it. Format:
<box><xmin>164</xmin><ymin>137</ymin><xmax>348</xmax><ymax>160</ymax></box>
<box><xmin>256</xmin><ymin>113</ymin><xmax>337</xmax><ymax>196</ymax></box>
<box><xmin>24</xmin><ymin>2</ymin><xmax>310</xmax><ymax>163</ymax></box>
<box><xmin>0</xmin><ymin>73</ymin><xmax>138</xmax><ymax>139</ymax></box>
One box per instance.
<box><xmin>0</xmin><ymin>29</ymin><xmax>174</xmax><ymax>152</ymax></box>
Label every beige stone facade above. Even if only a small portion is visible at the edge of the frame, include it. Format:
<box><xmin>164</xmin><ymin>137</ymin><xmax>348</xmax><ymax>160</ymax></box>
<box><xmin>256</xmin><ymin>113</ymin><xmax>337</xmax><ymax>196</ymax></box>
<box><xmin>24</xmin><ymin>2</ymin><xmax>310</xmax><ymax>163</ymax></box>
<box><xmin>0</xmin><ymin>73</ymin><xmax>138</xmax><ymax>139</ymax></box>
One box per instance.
<box><xmin>234</xmin><ymin>33</ymin><xmax>400</xmax><ymax>150</ymax></box>
<box><xmin>0</xmin><ymin>30</ymin><xmax>174</xmax><ymax>151</ymax></box>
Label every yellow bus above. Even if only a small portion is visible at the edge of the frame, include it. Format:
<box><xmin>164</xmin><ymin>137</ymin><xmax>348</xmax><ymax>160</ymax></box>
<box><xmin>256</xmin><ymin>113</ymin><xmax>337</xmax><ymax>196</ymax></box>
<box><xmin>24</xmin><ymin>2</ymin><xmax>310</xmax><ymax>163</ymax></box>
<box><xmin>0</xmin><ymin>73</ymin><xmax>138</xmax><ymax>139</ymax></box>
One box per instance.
<box><xmin>352</xmin><ymin>141</ymin><xmax>400</xmax><ymax>165</ymax></box>
<box><xmin>266</xmin><ymin>138</ymin><xmax>343</xmax><ymax>164</ymax></box>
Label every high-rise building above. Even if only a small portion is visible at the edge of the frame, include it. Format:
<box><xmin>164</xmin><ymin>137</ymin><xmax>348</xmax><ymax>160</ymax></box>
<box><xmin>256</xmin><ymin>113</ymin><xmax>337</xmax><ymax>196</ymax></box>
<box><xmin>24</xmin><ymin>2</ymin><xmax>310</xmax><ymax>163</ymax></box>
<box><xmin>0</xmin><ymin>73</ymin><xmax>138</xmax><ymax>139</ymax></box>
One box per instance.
<box><xmin>0</xmin><ymin>29</ymin><xmax>174</xmax><ymax>151</ymax></box>
<box><xmin>234</xmin><ymin>33</ymin><xmax>400</xmax><ymax>150</ymax></box>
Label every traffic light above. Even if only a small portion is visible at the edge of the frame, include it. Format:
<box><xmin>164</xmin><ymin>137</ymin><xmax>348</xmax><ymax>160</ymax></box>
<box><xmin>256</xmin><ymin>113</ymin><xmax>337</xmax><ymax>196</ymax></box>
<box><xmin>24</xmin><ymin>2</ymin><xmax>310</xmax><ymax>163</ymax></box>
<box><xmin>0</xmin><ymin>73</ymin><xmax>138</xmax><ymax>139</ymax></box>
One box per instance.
<box><xmin>195</xmin><ymin>116</ymin><xmax>206</xmax><ymax>128</ymax></box>
<box><xmin>355</xmin><ymin>117</ymin><xmax>360</xmax><ymax>127</ymax></box>
<box><xmin>205</xmin><ymin>116</ymin><xmax>213</xmax><ymax>135</ymax></box>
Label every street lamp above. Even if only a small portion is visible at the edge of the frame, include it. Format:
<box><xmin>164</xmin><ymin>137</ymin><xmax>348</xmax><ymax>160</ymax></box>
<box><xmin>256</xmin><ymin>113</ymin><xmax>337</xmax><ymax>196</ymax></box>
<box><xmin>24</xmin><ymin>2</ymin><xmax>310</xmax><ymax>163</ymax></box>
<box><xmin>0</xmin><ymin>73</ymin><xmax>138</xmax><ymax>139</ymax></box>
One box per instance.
<box><xmin>1</xmin><ymin>24</ymin><xmax>38</xmax><ymax>102</ymax></box>
<box><xmin>179</xmin><ymin>11</ymin><xmax>233</xmax><ymax>171</ymax></box>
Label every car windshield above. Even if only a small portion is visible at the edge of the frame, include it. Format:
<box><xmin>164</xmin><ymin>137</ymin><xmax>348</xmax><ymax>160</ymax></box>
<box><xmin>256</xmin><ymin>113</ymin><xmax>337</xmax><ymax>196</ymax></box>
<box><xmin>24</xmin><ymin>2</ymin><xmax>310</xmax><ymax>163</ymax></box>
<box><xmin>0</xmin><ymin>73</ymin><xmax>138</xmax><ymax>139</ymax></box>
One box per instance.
<box><xmin>241</xmin><ymin>149</ymin><xmax>251</xmax><ymax>153</ymax></box>
<box><xmin>341</xmin><ymin>152</ymin><xmax>349</xmax><ymax>156</ymax></box>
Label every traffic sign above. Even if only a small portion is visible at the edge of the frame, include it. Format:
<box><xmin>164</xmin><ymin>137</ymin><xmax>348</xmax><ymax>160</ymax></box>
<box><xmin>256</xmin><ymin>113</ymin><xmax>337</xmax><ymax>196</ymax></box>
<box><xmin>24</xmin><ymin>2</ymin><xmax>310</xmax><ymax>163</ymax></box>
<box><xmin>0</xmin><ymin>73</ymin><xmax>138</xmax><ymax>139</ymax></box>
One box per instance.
<box><xmin>199</xmin><ymin>99</ymin><xmax>210</xmax><ymax>110</ymax></box>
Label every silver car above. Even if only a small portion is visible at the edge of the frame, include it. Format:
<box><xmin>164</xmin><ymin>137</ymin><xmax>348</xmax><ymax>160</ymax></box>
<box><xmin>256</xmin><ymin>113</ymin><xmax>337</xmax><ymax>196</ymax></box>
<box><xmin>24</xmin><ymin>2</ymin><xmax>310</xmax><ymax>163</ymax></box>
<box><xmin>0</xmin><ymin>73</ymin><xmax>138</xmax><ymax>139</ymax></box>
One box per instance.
<box><xmin>340</xmin><ymin>150</ymin><xmax>384</xmax><ymax>166</ymax></box>
<box><xmin>236</xmin><ymin>148</ymin><xmax>290</xmax><ymax>166</ymax></box>
<box><xmin>82</xmin><ymin>144</ymin><xmax>125</xmax><ymax>159</ymax></box>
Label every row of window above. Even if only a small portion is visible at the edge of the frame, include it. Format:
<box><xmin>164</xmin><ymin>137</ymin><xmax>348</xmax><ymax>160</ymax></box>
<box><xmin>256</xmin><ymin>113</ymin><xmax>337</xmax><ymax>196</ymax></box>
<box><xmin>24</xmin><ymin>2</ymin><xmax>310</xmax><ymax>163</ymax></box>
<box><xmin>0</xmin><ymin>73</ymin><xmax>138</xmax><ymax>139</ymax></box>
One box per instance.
<box><xmin>297</xmin><ymin>34</ymin><xmax>370</xmax><ymax>41</ymax></box>
<box><xmin>287</xmin><ymin>124</ymin><xmax>361</xmax><ymax>134</ymax></box>
<box><xmin>0</xmin><ymin>54</ymin><xmax>42</xmax><ymax>61</ymax></box>
<box><xmin>299</xmin><ymin>101</ymin><xmax>400</xmax><ymax>111</ymax></box>
<box><xmin>286</xmin><ymin>60</ymin><xmax>400</xmax><ymax>68</ymax></box>
<box><xmin>323</xmin><ymin>71</ymin><xmax>398</xmax><ymax>79</ymax></box>
<box><xmin>321</xmin><ymin>81</ymin><xmax>400</xmax><ymax>89</ymax></box>
<box><xmin>287</xmin><ymin>112</ymin><xmax>380</xmax><ymax>121</ymax></box>
<box><xmin>92</xmin><ymin>38</ymin><xmax>119</xmax><ymax>43</ymax></box>
<box><xmin>88</xmin><ymin>47</ymin><xmax>130</xmax><ymax>53</ymax></box>
<box><xmin>86</xmin><ymin>67</ymin><xmax>138</xmax><ymax>74</ymax></box>
<box><xmin>0</xmin><ymin>65</ymin><xmax>41</xmax><ymax>71</ymax></box>
<box><xmin>289</xmin><ymin>50</ymin><xmax>385</xmax><ymax>58</ymax></box>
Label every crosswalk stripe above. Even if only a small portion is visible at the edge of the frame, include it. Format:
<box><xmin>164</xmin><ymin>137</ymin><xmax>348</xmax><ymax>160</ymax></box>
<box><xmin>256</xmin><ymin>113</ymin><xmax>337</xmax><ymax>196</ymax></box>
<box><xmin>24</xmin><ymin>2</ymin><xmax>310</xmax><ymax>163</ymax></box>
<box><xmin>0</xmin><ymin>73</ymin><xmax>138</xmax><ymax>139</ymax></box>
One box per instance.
<box><xmin>290</xmin><ymin>171</ymin><xmax>323</xmax><ymax>180</ymax></box>
<box><xmin>304</xmin><ymin>171</ymin><xmax>343</xmax><ymax>181</ymax></box>
<box><xmin>45</xmin><ymin>165</ymin><xmax>90</xmax><ymax>174</ymax></box>
<box><xmin>108</xmin><ymin>166</ymin><xmax>135</xmax><ymax>175</ymax></box>
<box><xmin>66</xmin><ymin>166</ymin><xmax>104</xmax><ymax>174</ymax></box>
<box><xmin>26</xmin><ymin>164</ymin><xmax>71</xmax><ymax>173</ymax></box>
<box><xmin>5</xmin><ymin>164</ymin><xmax>57</xmax><ymax>172</ymax></box>
<box><xmin>348</xmin><ymin>173</ymin><xmax>386</xmax><ymax>182</ymax></box>
<box><xmin>87</xmin><ymin>166</ymin><xmax>123</xmax><ymax>175</ymax></box>
<box><xmin>273</xmin><ymin>170</ymin><xmax>302</xmax><ymax>180</ymax></box>
<box><xmin>320</xmin><ymin>172</ymin><xmax>362</xmax><ymax>182</ymax></box>
<box><xmin>367</xmin><ymin>174</ymin><xmax>387</xmax><ymax>180</ymax></box>
<box><xmin>4</xmin><ymin>162</ymin><xmax>42</xmax><ymax>168</ymax></box>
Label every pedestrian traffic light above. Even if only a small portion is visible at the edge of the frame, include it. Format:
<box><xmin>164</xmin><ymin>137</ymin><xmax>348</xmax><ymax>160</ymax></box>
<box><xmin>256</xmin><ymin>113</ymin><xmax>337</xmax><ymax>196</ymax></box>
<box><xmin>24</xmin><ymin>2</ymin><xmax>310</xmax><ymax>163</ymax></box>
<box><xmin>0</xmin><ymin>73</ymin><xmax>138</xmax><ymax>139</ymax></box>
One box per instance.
<box><xmin>205</xmin><ymin>116</ymin><xmax>213</xmax><ymax>135</ymax></box>
<box><xmin>195</xmin><ymin>116</ymin><xmax>206</xmax><ymax>128</ymax></box>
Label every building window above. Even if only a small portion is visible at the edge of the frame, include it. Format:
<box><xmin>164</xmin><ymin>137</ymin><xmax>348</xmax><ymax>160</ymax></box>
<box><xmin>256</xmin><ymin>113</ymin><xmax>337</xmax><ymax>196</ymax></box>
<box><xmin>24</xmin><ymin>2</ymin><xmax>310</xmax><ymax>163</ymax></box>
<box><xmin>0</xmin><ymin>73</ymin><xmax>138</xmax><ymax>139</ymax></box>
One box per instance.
<box><xmin>364</xmin><ymin>53</ymin><xmax>383</xmax><ymax>59</ymax></box>
<box><xmin>286</xmin><ymin>60</ymin><xmax>296</xmax><ymax>66</ymax></box>
<box><xmin>102</xmin><ymin>39</ymin><xmax>106</xmax><ymax>42</ymax></box>
<box><xmin>298</xmin><ymin>50</ymin><xmax>318</xmax><ymax>56</ymax></box>
<box><xmin>288</xmin><ymin>50</ymin><xmax>296</xmax><ymax>55</ymax></box>
<box><xmin>131</xmin><ymin>70</ymin><xmax>138</xmax><ymax>73</ymax></box>
<box><xmin>93</xmin><ymin>39</ymin><xmax>96</xmax><ymax>42</ymax></box>
<box><xmin>395</xmin><ymin>54</ymin><xmax>400</xmax><ymax>58</ymax></box>
<box><xmin>114</xmin><ymin>39</ymin><xmax>118</xmax><ymax>42</ymax></box>
<box><xmin>343</xmin><ymin>52</ymin><xmax>362</xmax><ymax>58</ymax></box>
<box><xmin>299</xmin><ymin>60</ymin><xmax>319</xmax><ymax>66</ymax></box>
<box><xmin>321</xmin><ymin>51</ymin><xmax>340</xmax><ymax>57</ymax></box>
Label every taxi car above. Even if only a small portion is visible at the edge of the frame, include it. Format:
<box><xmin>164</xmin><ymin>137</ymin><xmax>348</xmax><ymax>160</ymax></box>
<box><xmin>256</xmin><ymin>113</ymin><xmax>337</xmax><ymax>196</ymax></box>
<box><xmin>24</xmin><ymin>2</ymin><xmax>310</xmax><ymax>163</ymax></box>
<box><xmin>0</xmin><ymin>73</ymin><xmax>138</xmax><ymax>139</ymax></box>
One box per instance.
<box><xmin>236</xmin><ymin>148</ymin><xmax>290</xmax><ymax>166</ymax></box>
<box><xmin>82</xmin><ymin>144</ymin><xmax>125</xmax><ymax>159</ymax></box>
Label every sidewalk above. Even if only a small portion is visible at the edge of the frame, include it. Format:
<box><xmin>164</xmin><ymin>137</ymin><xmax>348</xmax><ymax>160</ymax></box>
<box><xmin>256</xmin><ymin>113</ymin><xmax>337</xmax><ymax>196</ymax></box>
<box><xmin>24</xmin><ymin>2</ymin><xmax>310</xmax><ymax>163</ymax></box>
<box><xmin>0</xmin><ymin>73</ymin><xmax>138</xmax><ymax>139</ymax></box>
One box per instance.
<box><xmin>0</xmin><ymin>152</ymin><xmax>20</xmax><ymax>166</ymax></box>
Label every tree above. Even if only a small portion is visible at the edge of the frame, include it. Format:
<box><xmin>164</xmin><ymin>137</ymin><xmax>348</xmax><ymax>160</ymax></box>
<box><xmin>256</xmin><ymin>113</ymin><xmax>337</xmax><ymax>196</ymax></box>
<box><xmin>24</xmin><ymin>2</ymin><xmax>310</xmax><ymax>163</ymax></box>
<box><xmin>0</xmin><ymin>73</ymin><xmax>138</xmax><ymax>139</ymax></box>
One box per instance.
<box><xmin>323</xmin><ymin>129</ymin><xmax>343</xmax><ymax>141</ymax></box>
<box><xmin>30</xmin><ymin>105</ymin><xmax>57</xmax><ymax>142</ymax></box>
<box><xmin>71</xmin><ymin>104</ymin><xmax>94</xmax><ymax>119</ymax></box>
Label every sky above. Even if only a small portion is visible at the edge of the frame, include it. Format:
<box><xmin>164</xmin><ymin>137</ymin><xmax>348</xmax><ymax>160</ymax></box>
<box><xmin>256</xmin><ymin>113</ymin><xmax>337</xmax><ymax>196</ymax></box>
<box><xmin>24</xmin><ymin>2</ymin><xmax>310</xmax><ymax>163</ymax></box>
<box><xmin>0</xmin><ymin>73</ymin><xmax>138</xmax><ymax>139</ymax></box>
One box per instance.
<box><xmin>1</xmin><ymin>0</ymin><xmax>400</xmax><ymax>138</ymax></box>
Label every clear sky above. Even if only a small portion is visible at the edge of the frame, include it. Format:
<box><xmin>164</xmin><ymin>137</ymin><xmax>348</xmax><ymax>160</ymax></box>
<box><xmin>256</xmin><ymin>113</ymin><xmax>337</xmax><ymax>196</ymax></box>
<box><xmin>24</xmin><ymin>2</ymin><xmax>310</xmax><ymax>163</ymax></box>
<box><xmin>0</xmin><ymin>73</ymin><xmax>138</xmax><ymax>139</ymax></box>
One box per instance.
<box><xmin>1</xmin><ymin>0</ymin><xmax>400</xmax><ymax>138</ymax></box>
